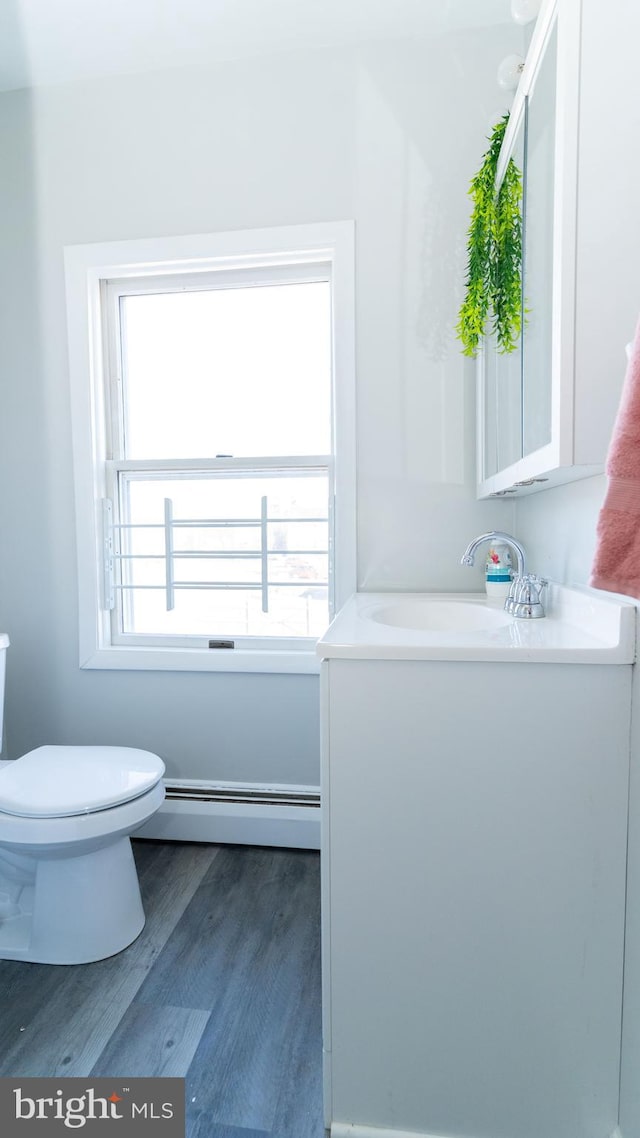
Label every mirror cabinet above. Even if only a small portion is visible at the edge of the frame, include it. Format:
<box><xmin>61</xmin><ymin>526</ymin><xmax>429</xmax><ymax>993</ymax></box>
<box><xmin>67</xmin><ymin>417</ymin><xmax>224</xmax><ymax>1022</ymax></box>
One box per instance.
<box><xmin>477</xmin><ymin>0</ymin><xmax>632</xmax><ymax>498</ymax></box>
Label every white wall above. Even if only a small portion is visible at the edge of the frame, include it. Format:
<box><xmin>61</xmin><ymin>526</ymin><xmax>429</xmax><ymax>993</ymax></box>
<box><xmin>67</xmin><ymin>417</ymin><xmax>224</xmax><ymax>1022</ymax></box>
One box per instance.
<box><xmin>0</xmin><ymin>27</ymin><xmax>516</xmax><ymax>781</ymax></box>
<box><xmin>515</xmin><ymin>474</ymin><xmax>605</xmax><ymax>586</ymax></box>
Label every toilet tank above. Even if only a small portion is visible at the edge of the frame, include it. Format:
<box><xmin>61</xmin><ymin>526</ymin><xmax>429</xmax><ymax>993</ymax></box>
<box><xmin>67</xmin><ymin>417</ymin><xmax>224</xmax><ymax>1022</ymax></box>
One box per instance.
<box><xmin>0</xmin><ymin>634</ymin><xmax>9</xmax><ymax>744</ymax></box>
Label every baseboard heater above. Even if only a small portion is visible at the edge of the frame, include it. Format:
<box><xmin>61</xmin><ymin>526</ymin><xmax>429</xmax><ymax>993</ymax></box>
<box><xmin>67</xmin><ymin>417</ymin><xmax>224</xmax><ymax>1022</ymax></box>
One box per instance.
<box><xmin>137</xmin><ymin>779</ymin><xmax>321</xmax><ymax>849</ymax></box>
<box><xmin>164</xmin><ymin>782</ymin><xmax>321</xmax><ymax>808</ymax></box>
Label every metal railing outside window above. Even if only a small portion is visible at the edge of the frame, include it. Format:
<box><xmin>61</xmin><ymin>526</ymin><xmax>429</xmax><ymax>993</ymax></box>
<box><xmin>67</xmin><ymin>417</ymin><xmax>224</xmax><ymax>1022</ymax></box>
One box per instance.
<box><xmin>102</xmin><ymin>496</ymin><xmax>329</xmax><ymax>616</ymax></box>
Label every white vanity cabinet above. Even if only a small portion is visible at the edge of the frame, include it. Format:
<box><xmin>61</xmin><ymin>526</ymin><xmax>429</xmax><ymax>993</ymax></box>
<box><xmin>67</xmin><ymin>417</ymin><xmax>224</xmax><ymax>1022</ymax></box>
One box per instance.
<box><xmin>478</xmin><ymin>0</ymin><xmax>640</xmax><ymax>498</ymax></box>
<box><xmin>319</xmin><ymin>593</ymin><xmax>634</xmax><ymax>1138</ymax></box>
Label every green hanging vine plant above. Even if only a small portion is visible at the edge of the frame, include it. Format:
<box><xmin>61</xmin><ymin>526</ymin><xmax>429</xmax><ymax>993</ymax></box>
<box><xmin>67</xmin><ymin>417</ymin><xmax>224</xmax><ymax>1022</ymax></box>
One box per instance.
<box><xmin>456</xmin><ymin>113</ymin><xmax>524</xmax><ymax>357</ymax></box>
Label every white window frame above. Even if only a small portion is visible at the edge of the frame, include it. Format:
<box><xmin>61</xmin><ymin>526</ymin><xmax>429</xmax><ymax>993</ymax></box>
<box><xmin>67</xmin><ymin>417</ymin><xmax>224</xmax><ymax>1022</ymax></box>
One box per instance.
<box><xmin>64</xmin><ymin>222</ymin><xmax>356</xmax><ymax>674</ymax></box>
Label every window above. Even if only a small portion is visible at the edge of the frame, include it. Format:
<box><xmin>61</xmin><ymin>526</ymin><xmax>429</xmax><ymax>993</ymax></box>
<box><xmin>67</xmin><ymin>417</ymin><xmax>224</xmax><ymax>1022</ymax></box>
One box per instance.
<box><xmin>65</xmin><ymin>224</ymin><xmax>355</xmax><ymax>672</ymax></box>
<box><xmin>107</xmin><ymin>270</ymin><xmax>331</xmax><ymax>646</ymax></box>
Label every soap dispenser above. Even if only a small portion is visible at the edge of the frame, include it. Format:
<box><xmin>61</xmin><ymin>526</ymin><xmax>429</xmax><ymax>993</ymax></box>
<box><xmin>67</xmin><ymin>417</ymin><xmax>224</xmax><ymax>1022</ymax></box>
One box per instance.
<box><xmin>485</xmin><ymin>542</ymin><xmax>512</xmax><ymax>601</ymax></box>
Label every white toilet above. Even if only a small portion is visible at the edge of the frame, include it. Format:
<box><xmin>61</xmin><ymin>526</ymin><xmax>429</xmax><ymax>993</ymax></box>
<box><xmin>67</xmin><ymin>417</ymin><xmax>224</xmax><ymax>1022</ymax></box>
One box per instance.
<box><xmin>0</xmin><ymin>635</ymin><xmax>165</xmax><ymax>964</ymax></box>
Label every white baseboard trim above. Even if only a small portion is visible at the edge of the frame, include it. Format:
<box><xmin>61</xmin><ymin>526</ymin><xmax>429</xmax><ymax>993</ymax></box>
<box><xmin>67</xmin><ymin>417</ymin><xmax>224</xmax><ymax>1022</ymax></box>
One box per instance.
<box><xmin>331</xmin><ymin>1125</ymin><xmax>449</xmax><ymax>1138</ymax></box>
<box><xmin>136</xmin><ymin>783</ymin><xmax>320</xmax><ymax>849</ymax></box>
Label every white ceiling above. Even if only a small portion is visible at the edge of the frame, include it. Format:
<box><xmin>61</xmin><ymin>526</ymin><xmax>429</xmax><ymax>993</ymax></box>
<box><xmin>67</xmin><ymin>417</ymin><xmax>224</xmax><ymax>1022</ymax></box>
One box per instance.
<box><xmin>0</xmin><ymin>0</ymin><xmax>512</xmax><ymax>93</ymax></box>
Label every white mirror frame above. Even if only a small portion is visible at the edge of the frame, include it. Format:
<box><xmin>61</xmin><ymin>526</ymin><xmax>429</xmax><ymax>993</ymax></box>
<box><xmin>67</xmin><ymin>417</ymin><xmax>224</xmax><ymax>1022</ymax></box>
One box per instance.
<box><xmin>478</xmin><ymin>0</ymin><xmax>584</xmax><ymax>498</ymax></box>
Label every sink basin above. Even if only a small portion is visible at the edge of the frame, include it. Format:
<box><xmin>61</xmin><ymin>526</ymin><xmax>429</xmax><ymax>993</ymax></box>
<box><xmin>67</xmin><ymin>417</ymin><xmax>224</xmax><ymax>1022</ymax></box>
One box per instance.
<box><xmin>316</xmin><ymin>590</ymin><xmax>636</xmax><ymax>664</ymax></box>
<box><xmin>369</xmin><ymin>599</ymin><xmax>512</xmax><ymax>632</ymax></box>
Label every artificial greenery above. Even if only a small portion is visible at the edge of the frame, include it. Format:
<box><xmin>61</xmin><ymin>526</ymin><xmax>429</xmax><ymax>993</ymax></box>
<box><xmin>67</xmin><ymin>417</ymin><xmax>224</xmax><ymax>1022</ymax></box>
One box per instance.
<box><xmin>456</xmin><ymin>113</ymin><xmax>523</xmax><ymax>357</ymax></box>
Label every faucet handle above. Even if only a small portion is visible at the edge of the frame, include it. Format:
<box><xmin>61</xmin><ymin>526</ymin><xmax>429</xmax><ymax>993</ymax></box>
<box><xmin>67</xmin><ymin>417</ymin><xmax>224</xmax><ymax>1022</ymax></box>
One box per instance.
<box><xmin>505</xmin><ymin>574</ymin><xmax>525</xmax><ymax>613</ymax></box>
<box><xmin>506</xmin><ymin>573</ymin><xmax>546</xmax><ymax>619</ymax></box>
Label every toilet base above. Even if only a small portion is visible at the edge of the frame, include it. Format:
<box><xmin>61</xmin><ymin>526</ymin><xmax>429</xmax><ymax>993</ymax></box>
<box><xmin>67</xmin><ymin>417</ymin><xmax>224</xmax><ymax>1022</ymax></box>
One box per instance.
<box><xmin>0</xmin><ymin>837</ymin><xmax>145</xmax><ymax>964</ymax></box>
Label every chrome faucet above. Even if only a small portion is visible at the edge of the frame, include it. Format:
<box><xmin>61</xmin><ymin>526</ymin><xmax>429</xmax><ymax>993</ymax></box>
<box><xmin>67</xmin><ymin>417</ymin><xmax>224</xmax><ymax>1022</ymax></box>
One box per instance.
<box><xmin>461</xmin><ymin>531</ymin><xmax>526</xmax><ymax>577</ymax></box>
<box><xmin>460</xmin><ymin>531</ymin><xmax>546</xmax><ymax>619</ymax></box>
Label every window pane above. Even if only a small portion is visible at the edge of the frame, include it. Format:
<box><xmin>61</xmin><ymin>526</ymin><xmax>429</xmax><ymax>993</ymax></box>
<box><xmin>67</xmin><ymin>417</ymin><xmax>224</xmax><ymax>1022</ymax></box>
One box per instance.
<box><xmin>121</xmin><ymin>587</ymin><xmax>329</xmax><ymax>640</ymax></box>
<box><xmin>120</xmin><ymin>282</ymin><xmax>331</xmax><ymax>459</ymax></box>
<box><xmin>116</xmin><ymin>471</ymin><xmax>330</xmax><ymax>638</ymax></box>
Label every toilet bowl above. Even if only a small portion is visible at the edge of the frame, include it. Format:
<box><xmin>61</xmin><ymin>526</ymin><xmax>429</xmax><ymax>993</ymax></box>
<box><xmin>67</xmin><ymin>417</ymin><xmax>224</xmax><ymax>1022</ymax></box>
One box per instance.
<box><xmin>0</xmin><ymin>745</ymin><xmax>165</xmax><ymax>964</ymax></box>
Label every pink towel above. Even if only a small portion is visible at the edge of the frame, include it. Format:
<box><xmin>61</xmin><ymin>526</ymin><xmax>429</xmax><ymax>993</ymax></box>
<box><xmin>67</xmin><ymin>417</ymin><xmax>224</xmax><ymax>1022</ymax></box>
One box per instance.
<box><xmin>590</xmin><ymin>316</ymin><xmax>640</xmax><ymax>598</ymax></box>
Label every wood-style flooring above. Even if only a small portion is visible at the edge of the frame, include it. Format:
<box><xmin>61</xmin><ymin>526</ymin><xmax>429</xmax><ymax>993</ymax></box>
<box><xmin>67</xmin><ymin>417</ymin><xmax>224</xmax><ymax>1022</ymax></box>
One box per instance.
<box><xmin>0</xmin><ymin>840</ymin><xmax>324</xmax><ymax>1138</ymax></box>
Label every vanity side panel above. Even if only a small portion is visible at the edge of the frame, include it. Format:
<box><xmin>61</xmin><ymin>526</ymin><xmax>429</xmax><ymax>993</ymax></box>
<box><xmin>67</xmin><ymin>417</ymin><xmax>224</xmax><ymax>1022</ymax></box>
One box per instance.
<box><xmin>325</xmin><ymin>658</ymin><xmax>630</xmax><ymax>1138</ymax></box>
<box><xmin>619</xmin><ymin>657</ymin><xmax>640</xmax><ymax>1138</ymax></box>
<box><xmin>320</xmin><ymin>658</ymin><xmax>333</xmax><ymax>1128</ymax></box>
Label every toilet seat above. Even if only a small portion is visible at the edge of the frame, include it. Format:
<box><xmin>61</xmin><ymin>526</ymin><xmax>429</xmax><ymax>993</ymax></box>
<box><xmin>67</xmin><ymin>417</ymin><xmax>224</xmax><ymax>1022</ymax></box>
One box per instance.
<box><xmin>0</xmin><ymin>780</ymin><xmax>165</xmax><ymax>850</ymax></box>
<box><xmin>0</xmin><ymin>746</ymin><xmax>165</xmax><ymax>818</ymax></box>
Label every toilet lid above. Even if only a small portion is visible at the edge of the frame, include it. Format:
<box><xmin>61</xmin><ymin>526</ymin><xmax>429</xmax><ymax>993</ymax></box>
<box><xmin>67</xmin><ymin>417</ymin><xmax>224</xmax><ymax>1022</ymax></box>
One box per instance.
<box><xmin>0</xmin><ymin>746</ymin><xmax>165</xmax><ymax>818</ymax></box>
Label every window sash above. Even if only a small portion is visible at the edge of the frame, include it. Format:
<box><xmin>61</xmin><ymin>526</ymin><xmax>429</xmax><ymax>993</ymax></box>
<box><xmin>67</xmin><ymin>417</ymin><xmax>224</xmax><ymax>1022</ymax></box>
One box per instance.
<box><xmin>103</xmin><ymin>264</ymin><xmax>333</xmax><ymax>465</ymax></box>
<box><xmin>104</xmin><ymin>458</ymin><xmax>333</xmax><ymax>646</ymax></box>
<box><xmin>106</xmin><ymin>456</ymin><xmax>331</xmax><ymax>473</ymax></box>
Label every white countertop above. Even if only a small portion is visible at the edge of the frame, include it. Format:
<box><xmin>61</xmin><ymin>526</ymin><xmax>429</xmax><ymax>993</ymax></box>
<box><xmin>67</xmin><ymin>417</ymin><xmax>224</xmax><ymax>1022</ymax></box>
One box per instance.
<box><xmin>317</xmin><ymin>587</ymin><xmax>637</xmax><ymax>664</ymax></box>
